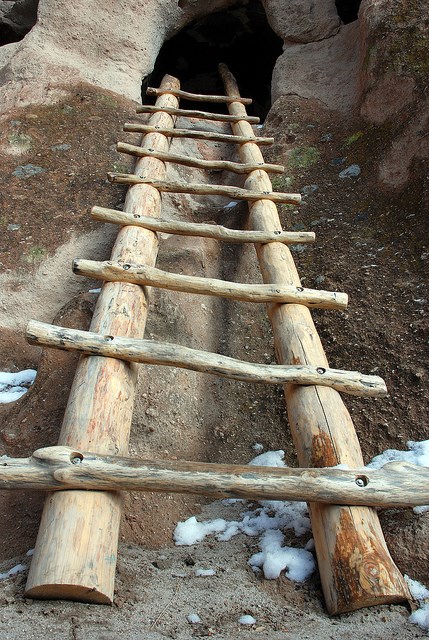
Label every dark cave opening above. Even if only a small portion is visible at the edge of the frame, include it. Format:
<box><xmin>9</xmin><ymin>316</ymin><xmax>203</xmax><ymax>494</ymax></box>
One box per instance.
<box><xmin>145</xmin><ymin>1</ymin><xmax>283</xmax><ymax>121</ymax></box>
<box><xmin>0</xmin><ymin>0</ymin><xmax>39</xmax><ymax>46</ymax></box>
<box><xmin>335</xmin><ymin>0</ymin><xmax>361</xmax><ymax>24</ymax></box>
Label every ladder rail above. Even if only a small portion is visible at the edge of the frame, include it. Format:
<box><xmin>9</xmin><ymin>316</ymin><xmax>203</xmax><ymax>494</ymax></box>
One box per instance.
<box><xmin>218</xmin><ymin>63</ymin><xmax>409</xmax><ymax>615</ymax></box>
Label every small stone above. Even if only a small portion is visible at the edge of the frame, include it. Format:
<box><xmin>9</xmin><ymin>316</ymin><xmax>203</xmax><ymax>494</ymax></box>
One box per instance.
<box><xmin>290</xmin><ymin>244</ymin><xmax>306</xmax><ymax>254</ymax></box>
<box><xmin>7</xmin><ymin>224</ymin><xmax>21</xmax><ymax>231</ymax></box>
<box><xmin>315</xmin><ymin>275</ymin><xmax>325</xmax><ymax>285</ymax></box>
<box><xmin>187</xmin><ymin>613</ymin><xmax>202</xmax><ymax>624</ymax></box>
<box><xmin>50</xmin><ymin>143</ymin><xmax>71</xmax><ymax>151</ymax></box>
<box><xmin>12</xmin><ymin>164</ymin><xmax>46</xmax><ymax>179</ymax></box>
<box><xmin>330</xmin><ymin>157</ymin><xmax>346</xmax><ymax>166</ymax></box>
<box><xmin>320</xmin><ymin>133</ymin><xmax>333</xmax><ymax>142</ymax></box>
<box><xmin>339</xmin><ymin>164</ymin><xmax>361</xmax><ymax>178</ymax></box>
<box><xmin>152</xmin><ymin>556</ymin><xmax>172</xmax><ymax>570</ymax></box>
<box><xmin>145</xmin><ymin>407</ymin><xmax>158</xmax><ymax>418</ymax></box>
<box><xmin>354</xmin><ymin>211</ymin><xmax>369</xmax><ymax>223</ymax></box>
<box><xmin>302</xmin><ymin>184</ymin><xmax>318</xmax><ymax>196</ymax></box>
<box><xmin>292</xmin><ymin>222</ymin><xmax>306</xmax><ymax>231</ymax></box>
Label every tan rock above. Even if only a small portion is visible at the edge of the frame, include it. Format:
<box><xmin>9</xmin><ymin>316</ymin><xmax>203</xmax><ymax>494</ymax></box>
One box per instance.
<box><xmin>262</xmin><ymin>0</ymin><xmax>340</xmax><ymax>43</ymax></box>
<box><xmin>271</xmin><ymin>22</ymin><xmax>361</xmax><ymax>113</ymax></box>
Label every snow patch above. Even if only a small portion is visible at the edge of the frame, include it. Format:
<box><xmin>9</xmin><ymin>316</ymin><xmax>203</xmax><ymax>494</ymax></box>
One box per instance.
<box><xmin>0</xmin><ymin>369</ymin><xmax>36</xmax><ymax>404</ymax></box>
<box><xmin>174</xmin><ymin>450</ymin><xmax>314</xmax><ymax>583</ymax></box>
<box><xmin>194</xmin><ymin>568</ymin><xmax>216</xmax><ymax>577</ymax></box>
<box><xmin>405</xmin><ymin>575</ymin><xmax>429</xmax><ymax>631</ymax></box>
<box><xmin>367</xmin><ymin>440</ymin><xmax>429</xmax><ymax>513</ymax></box>
<box><xmin>0</xmin><ymin>563</ymin><xmax>27</xmax><ymax>581</ymax></box>
<box><xmin>187</xmin><ymin>613</ymin><xmax>202</xmax><ymax>624</ymax></box>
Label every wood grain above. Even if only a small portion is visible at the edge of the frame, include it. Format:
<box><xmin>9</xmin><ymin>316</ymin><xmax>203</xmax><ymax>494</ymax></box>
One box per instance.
<box><xmin>117</xmin><ymin>141</ymin><xmax>285</xmax><ymax>174</ymax></box>
<box><xmin>136</xmin><ymin>104</ymin><xmax>260</xmax><ymax>123</ymax></box>
<box><xmin>26</xmin><ymin>320</ymin><xmax>387</xmax><ymax>398</ymax></box>
<box><xmin>25</xmin><ymin>75</ymin><xmax>182</xmax><ymax>604</ymax></box>
<box><xmin>108</xmin><ymin>173</ymin><xmax>302</xmax><ymax>205</ymax></box>
<box><xmin>73</xmin><ymin>258</ymin><xmax>348</xmax><ymax>309</ymax></box>
<box><xmin>219</xmin><ymin>62</ymin><xmax>410</xmax><ymax>614</ymax></box>
<box><xmin>146</xmin><ymin>86</ymin><xmax>252</xmax><ymax>104</ymax></box>
<box><xmin>91</xmin><ymin>206</ymin><xmax>315</xmax><ymax>245</ymax></box>
<box><xmin>2</xmin><ymin>446</ymin><xmax>427</xmax><ymax>507</ymax></box>
<box><xmin>123</xmin><ymin>123</ymin><xmax>274</xmax><ymax>145</ymax></box>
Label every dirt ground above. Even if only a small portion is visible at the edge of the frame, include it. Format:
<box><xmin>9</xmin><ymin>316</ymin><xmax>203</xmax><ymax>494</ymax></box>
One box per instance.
<box><xmin>0</xmin><ymin>85</ymin><xmax>428</xmax><ymax>638</ymax></box>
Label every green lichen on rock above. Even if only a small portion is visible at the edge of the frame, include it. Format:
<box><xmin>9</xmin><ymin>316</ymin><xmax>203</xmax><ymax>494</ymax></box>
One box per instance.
<box><xmin>8</xmin><ymin>132</ymin><xmax>33</xmax><ymax>153</ymax></box>
<box><xmin>271</xmin><ymin>174</ymin><xmax>294</xmax><ymax>190</ymax></box>
<box><xmin>343</xmin><ymin>131</ymin><xmax>364</xmax><ymax>147</ymax></box>
<box><xmin>288</xmin><ymin>146</ymin><xmax>320</xmax><ymax>170</ymax></box>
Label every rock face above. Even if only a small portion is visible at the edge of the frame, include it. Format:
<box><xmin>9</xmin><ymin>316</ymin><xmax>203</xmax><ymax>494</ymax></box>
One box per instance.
<box><xmin>262</xmin><ymin>0</ymin><xmax>340</xmax><ymax>42</ymax></box>
<box><xmin>272</xmin><ymin>21</ymin><xmax>361</xmax><ymax>113</ymax></box>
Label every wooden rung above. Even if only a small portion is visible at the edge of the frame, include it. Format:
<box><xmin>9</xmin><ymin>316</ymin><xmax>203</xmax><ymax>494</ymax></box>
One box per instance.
<box><xmin>117</xmin><ymin>142</ymin><xmax>285</xmax><ymax>175</ymax></box>
<box><xmin>91</xmin><ymin>206</ymin><xmax>316</xmax><ymax>245</ymax></box>
<box><xmin>123</xmin><ymin>123</ymin><xmax>274</xmax><ymax>145</ymax></box>
<box><xmin>2</xmin><ymin>445</ymin><xmax>428</xmax><ymax>508</ymax></box>
<box><xmin>146</xmin><ymin>87</ymin><xmax>252</xmax><ymax>105</ymax></box>
<box><xmin>26</xmin><ymin>320</ymin><xmax>387</xmax><ymax>398</ymax></box>
<box><xmin>136</xmin><ymin>104</ymin><xmax>260</xmax><ymax>124</ymax></box>
<box><xmin>73</xmin><ymin>259</ymin><xmax>348</xmax><ymax>310</ymax></box>
<box><xmin>107</xmin><ymin>173</ymin><xmax>302</xmax><ymax>205</ymax></box>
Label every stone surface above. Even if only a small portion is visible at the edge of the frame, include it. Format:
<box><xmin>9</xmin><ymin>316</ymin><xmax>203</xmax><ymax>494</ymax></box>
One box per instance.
<box><xmin>262</xmin><ymin>0</ymin><xmax>340</xmax><ymax>42</ymax></box>
<box><xmin>0</xmin><ymin>0</ymin><xmax>236</xmax><ymax>114</ymax></box>
<box><xmin>271</xmin><ymin>22</ymin><xmax>361</xmax><ymax>113</ymax></box>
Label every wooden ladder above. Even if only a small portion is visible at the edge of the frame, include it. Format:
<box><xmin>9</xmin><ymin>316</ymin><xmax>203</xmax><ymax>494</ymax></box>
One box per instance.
<box><xmin>10</xmin><ymin>65</ymin><xmax>413</xmax><ymax>612</ymax></box>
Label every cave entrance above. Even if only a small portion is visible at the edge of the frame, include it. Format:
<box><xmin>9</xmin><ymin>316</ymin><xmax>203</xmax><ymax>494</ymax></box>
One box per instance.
<box><xmin>0</xmin><ymin>0</ymin><xmax>39</xmax><ymax>46</ymax></box>
<box><xmin>335</xmin><ymin>0</ymin><xmax>361</xmax><ymax>24</ymax></box>
<box><xmin>146</xmin><ymin>0</ymin><xmax>283</xmax><ymax>121</ymax></box>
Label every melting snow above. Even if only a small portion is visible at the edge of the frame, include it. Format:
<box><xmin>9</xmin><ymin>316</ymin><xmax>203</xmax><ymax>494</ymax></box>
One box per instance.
<box><xmin>194</xmin><ymin>568</ymin><xmax>216</xmax><ymax>577</ymax></box>
<box><xmin>367</xmin><ymin>439</ymin><xmax>429</xmax><ymax>514</ymax></box>
<box><xmin>174</xmin><ymin>450</ymin><xmax>315</xmax><ymax>582</ymax></box>
<box><xmin>405</xmin><ymin>576</ymin><xmax>429</xmax><ymax>631</ymax></box>
<box><xmin>187</xmin><ymin>613</ymin><xmax>202</xmax><ymax>624</ymax></box>
<box><xmin>174</xmin><ymin>442</ymin><xmax>429</xmax><ymax>630</ymax></box>
<box><xmin>0</xmin><ymin>369</ymin><xmax>36</xmax><ymax>404</ymax></box>
<box><xmin>0</xmin><ymin>564</ymin><xmax>27</xmax><ymax>581</ymax></box>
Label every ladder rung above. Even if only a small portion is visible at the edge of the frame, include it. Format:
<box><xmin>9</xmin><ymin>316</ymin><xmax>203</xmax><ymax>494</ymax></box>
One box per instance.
<box><xmin>91</xmin><ymin>206</ymin><xmax>316</xmax><ymax>245</ymax></box>
<box><xmin>3</xmin><ymin>445</ymin><xmax>427</xmax><ymax>507</ymax></box>
<box><xmin>107</xmin><ymin>173</ymin><xmax>302</xmax><ymax>205</ymax></box>
<box><xmin>123</xmin><ymin>123</ymin><xmax>274</xmax><ymax>145</ymax></box>
<box><xmin>117</xmin><ymin>142</ymin><xmax>285</xmax><ymax>175</ymax></box>
<box><xmin>146</xmin><ymin>87</ymin><xmax>252</xmax><ymax>105</ymax></box>
<box><xmin>27</xmin><ymin>320</ymin><xmax>388</xmax><ymax>398</ymax></box>
<box><xmin>73</xmin><ymin>259</ymin><xmax>348</xmax><ymax>310</ymax></box>
<box><xmin>136</xmin><ymin>104</ymin><xmax>260</xmax><ymax>124</ymax></box>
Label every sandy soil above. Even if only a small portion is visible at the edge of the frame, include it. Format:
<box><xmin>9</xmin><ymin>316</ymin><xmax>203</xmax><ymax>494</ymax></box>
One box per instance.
<box><xmin>0</xmin><ymin>87</ymin><xmax>428</xmax><ymax>638</ymax></box>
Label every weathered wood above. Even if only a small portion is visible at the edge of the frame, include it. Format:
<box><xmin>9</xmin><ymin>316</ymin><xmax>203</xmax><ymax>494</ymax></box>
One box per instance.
<box><xmin>117</xmin><ymin>142</ymin><xmax>285</xmax><ymax>174</ymax></box>
<box><xmin>219</xmin><ymin>63</ymin><xmax>410</xmax><ymax>613</ymax></box>
<box><xmin>91</xmin><ymin>206</ymin><xmax>315</xmax><ymax>245</ymax></box>
<box><xmin>108</xmin><ymin>173</ymin><xmax>302</xmax><ymax>205</ymax></box>
<box><xmin>25</xmin><ymin>75</ymin><xmax>182</xmax><ymax>605</ymax></box>
<box><xmin>26</xmin><ymin>320</ymin><xmax>387</xmax><ymax>398</ymax></box>
<box><xmin>2</xmin><ymin>446</ymin><xmax>428</xmax><ymax>508</ymax></box>
<box><xmin>123</xmin><ymin>123</ymin><xmax>274</xmax><ymax>145</ymax></box>
<box><xmin>146</xmin><ymin>86</ymin><xmax>252</xmax><ymax>105</ymax></box>
<box><xmin>136</xmin><ymin>104</ymin><xmax>260</xmax><ymax>124</ymax></box>
<box><xmin>73</xmin><ymin>258</ymin><xmax>348</xmax><ymax>310</ymax></box>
